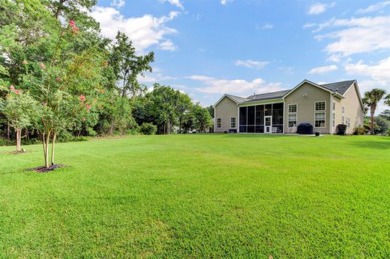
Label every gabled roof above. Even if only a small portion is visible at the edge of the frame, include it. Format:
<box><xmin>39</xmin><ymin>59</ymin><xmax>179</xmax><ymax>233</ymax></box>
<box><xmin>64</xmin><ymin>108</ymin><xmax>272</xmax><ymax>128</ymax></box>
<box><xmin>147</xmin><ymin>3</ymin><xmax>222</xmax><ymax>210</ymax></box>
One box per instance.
<box><xmin>213</xmin><ymin>94</ymin><xmax>248</xmax><ymax>107</ymax></box>
<box><xmin>214</xmin><ymin>79</ymin><xmax>360</xmax><ymax>107</ymax></box>
<box><xmin>321</xmin><ymin>80</ymin><xmax>356</xmax><ymax>95</ymax></box>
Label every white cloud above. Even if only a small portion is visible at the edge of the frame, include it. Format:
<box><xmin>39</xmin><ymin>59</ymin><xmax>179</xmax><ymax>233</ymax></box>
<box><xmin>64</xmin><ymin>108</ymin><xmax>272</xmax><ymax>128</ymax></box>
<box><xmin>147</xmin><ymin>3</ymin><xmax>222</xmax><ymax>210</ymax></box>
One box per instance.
<box><xmin>235</xmin><ymin>59</ymin><xmax>269</xmax><ymax>69</ymax></box>
<box><xmin>312</xmin><ymin>16</ymin><xmax>390</xmax><ymax>57</ymax></box>
<box><xmin>160</xmin><ymin>0</ymin><xmax>184</xmax><ymax>9</ymax></box>
<box><xmin>90</xmin><ymin>7</ymin><xmax>178</xmax><ymax>53</ymax></box>
<box><xmin>309</xmin><ymin>64</ymin><xmax>338</xmax><ymax>74</ymax></box>
<box><xmin>221</xmin><ymin>0</ymin><xmax>233</xmax><ymax>6</ymax></box>
<box><xmin>345</xmin><ymin>57</ymin><xmax>390</xmax><ymax>85</ymax></box>
<box><xmin>357</xmin><ymin>1</ymin><xmax>390</xmax><ymax>14</ymax></box>
<box><xmin>111</xmin><ymin>0</ymin><xmax>125</xmax><ymax>8</ymax></box>
<box><xmin>261</xmin><ymin>23</ymin><xmax>274</xmax><ymax>30</ymax></box>
<box><xmin>189</xmin><ymin>75</ymin><xmax>282</xmax><ymax>95</ymax></box>
<box><xmin>308</xmin><ymin>2</ymin><xmax>335</xmax><ymax>15</ymax></box>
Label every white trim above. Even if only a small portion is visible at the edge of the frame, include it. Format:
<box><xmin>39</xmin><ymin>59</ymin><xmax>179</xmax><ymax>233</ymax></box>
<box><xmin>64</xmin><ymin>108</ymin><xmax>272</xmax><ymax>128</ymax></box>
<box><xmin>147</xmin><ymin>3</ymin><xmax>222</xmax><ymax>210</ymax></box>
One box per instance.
<box><xmin>264</xmin><ymin>116</ymin><xmax>272</xmax><ymax>133</ymax></box>
<box><xmin>239</xmin><ymin>98</ymin><xmax>283</xmax><ymax>107</ymax></box>
<box><xmin>314</xmin><ymin>101</ymin><xmax>326</xmax><ymax>111</ymax></box>
<box><xmin>214</xmin><ymin>94</ymin><xmax>240</xmax><ymax>107</ymax></box>
<box><xmin>283</xmin><ymin>79</ymin><xmax>333</xmax><ymax>99</ymax></box>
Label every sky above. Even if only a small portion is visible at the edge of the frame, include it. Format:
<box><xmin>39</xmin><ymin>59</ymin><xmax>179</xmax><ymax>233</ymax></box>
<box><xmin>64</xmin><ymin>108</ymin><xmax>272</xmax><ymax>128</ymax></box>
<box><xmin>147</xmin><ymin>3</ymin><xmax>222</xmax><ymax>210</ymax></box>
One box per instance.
<box><xmin>91</xmin><ymin>0</ymin><xmax>390</xmax><ymax>114</ymax></box>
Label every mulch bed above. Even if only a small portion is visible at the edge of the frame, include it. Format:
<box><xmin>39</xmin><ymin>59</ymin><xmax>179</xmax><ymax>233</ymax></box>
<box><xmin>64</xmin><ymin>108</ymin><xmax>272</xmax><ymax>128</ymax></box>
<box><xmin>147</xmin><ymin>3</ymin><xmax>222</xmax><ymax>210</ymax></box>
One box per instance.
<box><xmin>28</xmin><ymin>164</ymin><xmax>65</xmax><ymax>173</ymax></box>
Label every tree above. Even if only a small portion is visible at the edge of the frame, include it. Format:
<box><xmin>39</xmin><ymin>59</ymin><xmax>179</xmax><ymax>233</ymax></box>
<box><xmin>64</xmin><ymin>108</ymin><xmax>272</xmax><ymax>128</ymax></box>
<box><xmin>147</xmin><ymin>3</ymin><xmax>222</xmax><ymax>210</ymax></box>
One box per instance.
<box><xmin>1</xmin><ymin>86</ymin><xmax>40</xmax><ymax>151</ymax></box>
<box><xmin>192</xmin><ymin>104</ymin><xmax>212</xmax><ymax>133</ymax></box>
<box><xmin>110</xmin><ymin>32</ymin><xmax>154</xmax><ymax>98</ymax></box>
<box><xmin>385</xmin><ymin>94</ymin><xmax>390</xmax><ymax>107</ymax></box>
<box><xmin>362</xmin><ymin>89</ymin><xmax>387</xmax><ymax>135</ymax></box>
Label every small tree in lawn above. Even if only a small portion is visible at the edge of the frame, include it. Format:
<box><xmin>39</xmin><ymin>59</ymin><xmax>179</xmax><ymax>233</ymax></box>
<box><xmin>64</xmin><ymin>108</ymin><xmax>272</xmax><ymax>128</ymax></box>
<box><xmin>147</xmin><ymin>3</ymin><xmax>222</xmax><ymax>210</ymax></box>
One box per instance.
<box><xmin>24</xmin><ymin>20</ymin><xmax>106</xmax><ymax>169</ymax></box>
<box><xmin>1</xmin><ymin>85</ymin><xmax>39</xmax><ymax>152</ymax></box>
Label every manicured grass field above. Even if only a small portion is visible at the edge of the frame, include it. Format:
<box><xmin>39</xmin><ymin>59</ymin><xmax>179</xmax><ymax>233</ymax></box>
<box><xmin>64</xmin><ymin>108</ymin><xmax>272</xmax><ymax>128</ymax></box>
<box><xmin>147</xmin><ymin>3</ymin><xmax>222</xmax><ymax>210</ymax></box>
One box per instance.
<box><xmin>0</xmin><ymin>134</ymin><xmax>389</xmax><ymax>257</ymax></box>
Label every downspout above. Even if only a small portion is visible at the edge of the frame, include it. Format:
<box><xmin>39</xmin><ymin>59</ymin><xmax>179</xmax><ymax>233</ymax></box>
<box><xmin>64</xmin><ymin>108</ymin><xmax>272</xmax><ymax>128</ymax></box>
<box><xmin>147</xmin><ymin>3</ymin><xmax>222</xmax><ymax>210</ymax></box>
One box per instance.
<box><xmin>329</xmin><ymin>94</ymin><xmax>333</xmax><ymax>134</ymax></box>
<box><xmin>237</xmin><ymin>104</ymin><xmax>240</xmax><ymax>133</ymax></box>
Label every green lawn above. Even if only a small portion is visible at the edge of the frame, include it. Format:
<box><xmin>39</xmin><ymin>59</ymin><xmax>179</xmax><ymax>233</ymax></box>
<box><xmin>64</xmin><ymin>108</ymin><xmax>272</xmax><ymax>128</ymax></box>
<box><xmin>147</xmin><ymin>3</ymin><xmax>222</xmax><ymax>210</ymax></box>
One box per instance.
<box><xmin>1</xmin><ymin>134</ymin><xmax>389</xmax><ymax>257</ymax></box>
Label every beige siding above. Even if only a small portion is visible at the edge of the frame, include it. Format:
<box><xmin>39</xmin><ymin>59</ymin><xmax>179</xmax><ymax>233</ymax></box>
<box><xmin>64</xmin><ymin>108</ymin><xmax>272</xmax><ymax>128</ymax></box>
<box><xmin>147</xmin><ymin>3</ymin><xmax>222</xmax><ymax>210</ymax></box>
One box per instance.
<box><xmin>340</xmin><ymin>83</ymin><xmax>364</xmax><ymax>134</ymax></box>
<box><xmin>284</xmin><ymin>83</ymin><xmax>331</xmax><ymax>134</ymax></box>
<box><xmin>214</xmin><ymin>97</ymin><xmax>238</xmax><ymax>133</ymax></box>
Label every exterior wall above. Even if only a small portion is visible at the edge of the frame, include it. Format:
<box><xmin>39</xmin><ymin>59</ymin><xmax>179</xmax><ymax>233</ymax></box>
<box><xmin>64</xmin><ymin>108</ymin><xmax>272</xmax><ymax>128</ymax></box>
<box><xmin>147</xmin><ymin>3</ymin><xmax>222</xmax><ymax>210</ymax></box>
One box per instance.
<box><xmin>284</xmin><ymin>83</ymin><xmax>331</xmax><ymax>134</ymax></box>
<box><xmin>214</xmin><ymin>97</ymin><xmax>238</xmax><ymax>133</ymax></box>
<box><xmin>339</xmin><ymin>83</ymin><xmax>364</xmax><ymax>134</ymax></box>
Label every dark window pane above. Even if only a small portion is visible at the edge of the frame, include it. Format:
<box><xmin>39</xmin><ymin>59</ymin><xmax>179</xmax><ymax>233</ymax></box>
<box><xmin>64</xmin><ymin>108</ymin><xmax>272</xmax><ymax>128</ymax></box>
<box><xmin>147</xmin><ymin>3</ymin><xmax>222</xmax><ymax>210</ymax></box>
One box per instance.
<box><xmin>248</xmin><ymin>106</ymin><xmax>255</xmax><ymax>125</ymax></box>
<box><xmin>239</xmin><ymin>107</ymin><xmax>247</xmax><ymax>125</ymax></box>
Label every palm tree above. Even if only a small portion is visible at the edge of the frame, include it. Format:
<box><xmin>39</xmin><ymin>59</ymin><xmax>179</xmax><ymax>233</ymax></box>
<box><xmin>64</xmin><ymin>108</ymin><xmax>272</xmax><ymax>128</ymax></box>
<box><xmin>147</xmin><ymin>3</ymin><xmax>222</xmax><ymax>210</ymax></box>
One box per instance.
<box><xmin>363</xmin><ymin>89</ymin><xmax>387</xmax><ymax>135</ymax></box>
<box><xmin>385</xmin><ymin>94</ymin><xmax>390</xmax><ymax>106</ymax></box>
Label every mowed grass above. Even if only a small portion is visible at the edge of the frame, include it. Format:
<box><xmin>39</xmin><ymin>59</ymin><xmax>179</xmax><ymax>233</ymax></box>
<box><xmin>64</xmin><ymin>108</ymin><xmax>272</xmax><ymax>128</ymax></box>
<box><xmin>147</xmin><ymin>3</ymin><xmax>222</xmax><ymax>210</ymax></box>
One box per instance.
<box><xmin>0</xmin><ymin>134</ymin><xmax>389</xmax><ymax>257</ymax></box>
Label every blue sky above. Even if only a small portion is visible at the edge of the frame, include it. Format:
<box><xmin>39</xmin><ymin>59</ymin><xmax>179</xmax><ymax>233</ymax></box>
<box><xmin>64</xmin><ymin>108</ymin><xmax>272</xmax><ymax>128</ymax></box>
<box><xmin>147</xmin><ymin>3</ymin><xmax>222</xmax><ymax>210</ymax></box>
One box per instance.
<box><xmin>92</xmin><ymin>0</ymin><xmax>390</xmax><ymax>113</ymax></box>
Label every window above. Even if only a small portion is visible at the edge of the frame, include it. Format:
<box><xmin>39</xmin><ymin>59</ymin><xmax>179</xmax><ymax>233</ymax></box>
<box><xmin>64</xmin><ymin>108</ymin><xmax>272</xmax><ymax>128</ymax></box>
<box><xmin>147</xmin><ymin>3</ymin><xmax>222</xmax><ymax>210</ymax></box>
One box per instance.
<box><xmin>288</xmin><ymin>114</ymin><xmax>297</xmax><ymax>127</ymax></box>
<box><xmin>289</xmin><ymin>104</ymin><xmax>297</xmax><ymax>113</ymax></box>
<box><xmin>217</xmin><ymin>118</ymin><xmax>221</xmax><ymax>128</ymax></box>
<box><xmin>333</xmin><ymin>101</ymin><xmax>335</xmax><ymax>111</ymax></box>
<box><xmin>342</xmin><ymin>106</ymin><xmax>345</xmax><ymax>114</ymax></box>
<box><xmin>342</xmin><ymin>116</ymin><xmax>345</xmax><ymax>124</ymax></box>
<box><xmin>332</xmin><ymin>113</ymin><xmax>335</xmax><ymax>127</ymax></box>
<box><xmin>288</xmin><ymin>104</ymin><xmax>297</xmax><ymax>127</ymax></box>
<box><xmin>315</xmin><ymin>101</ymin><xmax>326</xmax><ymax>111</ymax></box>
<box><xmin>231</xmin><ymin>117</ymin><xmax>236</xmax><ymax>128</ymax></box>
<box><xmin>315</xmin><ymin>112</ymin><xmax>326</xmax><ymax>127</ymax></box>
<box><xmin>346</xmin><ymin>118</ymin><xmax>350</xmax><ymax>128</ymax></box>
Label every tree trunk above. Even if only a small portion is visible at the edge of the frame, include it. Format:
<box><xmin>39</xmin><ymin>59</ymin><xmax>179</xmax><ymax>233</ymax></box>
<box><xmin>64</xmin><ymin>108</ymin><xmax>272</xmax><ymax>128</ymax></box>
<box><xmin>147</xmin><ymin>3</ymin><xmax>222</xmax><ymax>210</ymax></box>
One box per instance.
<box><xmin>43</xmin><ymin>131</ymin><xmax>51</xmax><ymax>168</ymax></box>
<box><xmin>7</xmin><ymin>121</ymin><xmax>10</xmax><ymax>140</ymax></box>
<box><xmin>51</xmin><ymin>133</ymin><xmax>57</xmax><ymax>165</ymax></box>
<box><xmin>370</xmin><ymin>111</ymin><xmax>375</xmax><ymax>135</ymax></box>
<box><xmin>42</xmin><ymin>133</ymin><xmax>47</xmax><ymax>166</ymax></box>
<box><xmin>16</xmin><ymin>128</ymin><xmax>22</xmax><ymax>152</ymax></box>
<box><xmin>110</xmin><ymin>121</ymin><xmax>115</xmax><ymax>135</ymax></box>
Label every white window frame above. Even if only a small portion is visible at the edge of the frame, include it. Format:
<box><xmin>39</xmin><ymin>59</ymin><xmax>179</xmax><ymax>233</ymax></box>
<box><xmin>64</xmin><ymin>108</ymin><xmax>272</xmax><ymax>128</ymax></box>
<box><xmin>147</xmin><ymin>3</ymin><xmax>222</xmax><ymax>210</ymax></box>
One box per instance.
<box><xmin>288</xmin><ymin>104</ymin><xmax>298</xmax><ymax>128</ymax></box>
<box><xmin>314</xmin><ymin>101</ymin><xmax>326</xmax><ymax>128</ymax></box>
<box><xmin>315</xmin><ymin>112</ymin><xmax>326</xmax><ymax>128</ymax></box>
<box><xmin>288</xmin><ymin>104</ymin><xmax>297</xmax><ymax>113</ymax></box>
<box><xmin>332</xmin><ymin>113</ymin><xmax>335</xmax><ymax>128</ymax></box>
<box><xmin>288</xmin><ymin>114</ymin><xmax>297</xmax><ymax>127</ymax></box>
<box><xmin>230</xmin><ymin>117</ymin><xmax>236</xmax><ymax>128</ymax></box>
<box><xmin>217</xmin><ymin>118</ymin><xmax>221</xmax><ymax>128</ymax></box>
<box><xmin>315</xmin><ymin>101</ymin><xmax>326</xmax><ymax>111</ymax></box>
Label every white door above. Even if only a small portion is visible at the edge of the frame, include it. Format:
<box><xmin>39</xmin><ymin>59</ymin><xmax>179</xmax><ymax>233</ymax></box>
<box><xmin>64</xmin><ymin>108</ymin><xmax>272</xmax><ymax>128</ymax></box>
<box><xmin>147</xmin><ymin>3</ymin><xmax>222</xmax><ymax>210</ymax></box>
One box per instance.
<box><xmin>264</xmin><ymin>116</ymin><xmax>272</xmax><ymax>133</ymax></box>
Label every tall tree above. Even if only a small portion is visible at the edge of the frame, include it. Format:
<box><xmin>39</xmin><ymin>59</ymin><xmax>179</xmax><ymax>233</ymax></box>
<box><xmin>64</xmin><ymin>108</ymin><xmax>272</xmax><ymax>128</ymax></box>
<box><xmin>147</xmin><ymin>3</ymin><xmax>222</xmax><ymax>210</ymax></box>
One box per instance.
<box><xmin>363</xmin><ymin>89</ymin><xmax>387</xmax><ymax>135</ymax></box>
<box><xmin>110</xmin><ymin>32</ymin><xmax>154</xmax><ymax>98</ymax></box>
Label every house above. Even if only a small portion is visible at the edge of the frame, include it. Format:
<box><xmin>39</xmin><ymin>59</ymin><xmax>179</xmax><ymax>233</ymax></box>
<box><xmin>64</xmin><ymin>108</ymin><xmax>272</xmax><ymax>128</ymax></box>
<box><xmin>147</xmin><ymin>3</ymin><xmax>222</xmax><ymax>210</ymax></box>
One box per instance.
<box><xmin>214</xmin><ymin>79</ymin><xmax>364</xmax><ymax>134</ymax></box>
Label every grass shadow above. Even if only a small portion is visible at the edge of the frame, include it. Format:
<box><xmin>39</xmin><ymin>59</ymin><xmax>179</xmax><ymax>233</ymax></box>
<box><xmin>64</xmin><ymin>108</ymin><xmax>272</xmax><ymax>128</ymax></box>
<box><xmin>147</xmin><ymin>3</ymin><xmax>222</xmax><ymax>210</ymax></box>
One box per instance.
<box><xmin>349</xmin><ymin>137</ymin><xmax>390</xmax><ymax>149</ymax></box>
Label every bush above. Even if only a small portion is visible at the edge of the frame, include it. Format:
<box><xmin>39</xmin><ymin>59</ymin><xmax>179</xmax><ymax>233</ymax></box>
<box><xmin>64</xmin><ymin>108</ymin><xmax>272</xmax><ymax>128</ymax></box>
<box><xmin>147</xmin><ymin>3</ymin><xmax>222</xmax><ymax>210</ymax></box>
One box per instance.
<box><xmin>353</xmin><ymin>126</ymin><xmax>365</xmax><ymax>135</ymax></box>
<box><xmin>140</xmin><ymin>123</ymin><xmax>157</xmax><ymax>135</ymax></box>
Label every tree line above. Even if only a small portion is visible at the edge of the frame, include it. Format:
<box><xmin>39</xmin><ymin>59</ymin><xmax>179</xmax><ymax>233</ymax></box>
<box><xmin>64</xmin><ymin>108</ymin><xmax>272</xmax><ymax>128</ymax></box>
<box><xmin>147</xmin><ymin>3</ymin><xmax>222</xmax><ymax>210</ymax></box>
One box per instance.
<box><xmin>0</xmin><ymin>0</ymin><xmax>212</xmax><ymax>169</ymax></box>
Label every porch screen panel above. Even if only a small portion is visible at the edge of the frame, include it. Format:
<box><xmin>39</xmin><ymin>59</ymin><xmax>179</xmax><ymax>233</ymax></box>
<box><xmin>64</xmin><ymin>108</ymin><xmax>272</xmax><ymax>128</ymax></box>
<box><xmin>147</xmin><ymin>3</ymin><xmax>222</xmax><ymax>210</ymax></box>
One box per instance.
<box><xmin>255</xmin><ymin>105</ymin><xmax>264</xmax><ymax>133</ymax></box>
<box><xmin>264</xmin><ymin>104</ymin><xmax>272</xmax><ymax>116</ymax></box>
<box><xmin>272</xmin><ymin>103</ymin><xmax>284</xmax><ymax>133</ymax></box>
<box><xmin>239</xmin><ymin>107</ymin><xmax>248</xmax><ymax>132</ymax></box>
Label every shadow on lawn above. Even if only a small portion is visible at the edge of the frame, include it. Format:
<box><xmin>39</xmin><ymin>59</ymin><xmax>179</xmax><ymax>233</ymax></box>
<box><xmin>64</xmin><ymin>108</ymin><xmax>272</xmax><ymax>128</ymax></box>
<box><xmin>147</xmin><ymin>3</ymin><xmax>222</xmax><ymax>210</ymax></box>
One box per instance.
<box><xmin>349</xmin><ymin>137</ymin><xmax>390</xmax><ymax>150</ymax></box>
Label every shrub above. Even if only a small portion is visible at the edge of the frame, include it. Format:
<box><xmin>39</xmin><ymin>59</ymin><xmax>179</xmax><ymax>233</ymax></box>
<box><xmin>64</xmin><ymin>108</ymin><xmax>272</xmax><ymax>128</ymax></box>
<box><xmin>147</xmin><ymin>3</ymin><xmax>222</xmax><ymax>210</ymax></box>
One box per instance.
<box><xmin>140</xmin><ymin>123</ymin><xmax>157</xmax><ymax>135</ymax></box>
<box><xmin>353</xmin><ymin>126</ymin><xmax>365</xmax><ymax>135</ymax></box>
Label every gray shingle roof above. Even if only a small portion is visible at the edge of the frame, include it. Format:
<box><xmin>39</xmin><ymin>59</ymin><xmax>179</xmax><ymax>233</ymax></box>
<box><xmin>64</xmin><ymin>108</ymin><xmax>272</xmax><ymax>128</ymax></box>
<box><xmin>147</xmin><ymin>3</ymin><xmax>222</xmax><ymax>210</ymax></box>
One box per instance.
<box><xmin>226</xmin><ymin>94</ymin><xmax>248</xmax><ymax>103</ymax></box>
<box><xmin>320</xmin><ymin>80</ymin><xmax>356</xmax><ymax>95</ymax></box>
<box><xmin>245</xmin><ymin>90</ymin><xmax>290</xmax><ymax>102</ymax></box>
<box><xmin>220</xmin><ymin>80</ymin><xmax>356</xmax><ymax>105</ymax></box>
